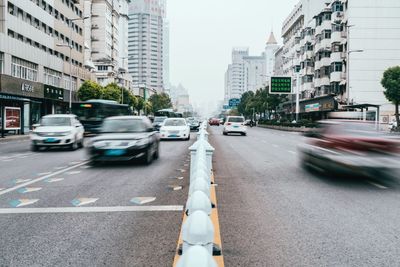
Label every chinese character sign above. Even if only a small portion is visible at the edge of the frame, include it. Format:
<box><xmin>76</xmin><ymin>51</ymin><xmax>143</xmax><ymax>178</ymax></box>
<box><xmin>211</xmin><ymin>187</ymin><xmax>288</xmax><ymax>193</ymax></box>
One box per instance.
<box><xmin>269</xmin><ymin>77</ymin><xmax>292</xmax><ymax>94</ymax></box>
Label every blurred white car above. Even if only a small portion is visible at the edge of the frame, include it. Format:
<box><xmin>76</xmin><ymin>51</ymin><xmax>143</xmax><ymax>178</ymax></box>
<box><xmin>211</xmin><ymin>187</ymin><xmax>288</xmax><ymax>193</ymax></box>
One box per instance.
<box><xmin>160</xmin><ymin>118</ymin><xmax>190</xmax><ymax>140</ymax></box>
<box><xmin>223</xmin><ymin>116</ymin><xmax>247</xmax><ymax>136</ymax></box>
<box><xmin>30</xmin><ymin>114</ymin><xmax>84</xmax><ymax>151</ymax></box>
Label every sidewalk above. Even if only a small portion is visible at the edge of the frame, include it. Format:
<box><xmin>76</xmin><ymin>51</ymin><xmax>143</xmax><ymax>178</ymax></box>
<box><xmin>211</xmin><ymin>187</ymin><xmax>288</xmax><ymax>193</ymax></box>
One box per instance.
<box><xmin>0</xmin><ymin>134</ymin><xmax>30</xmax><ymax>143</ymax></box>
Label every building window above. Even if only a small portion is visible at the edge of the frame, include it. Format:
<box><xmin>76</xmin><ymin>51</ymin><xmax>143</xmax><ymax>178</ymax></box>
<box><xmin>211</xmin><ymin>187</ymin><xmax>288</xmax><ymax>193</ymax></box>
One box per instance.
<box><xmin>11</xmin><ymin>56</ymin><xmax>38</xmax><ymax>81</ymax></box>
<box><xmin>331</xmin><ymin>62</ymin><xmax>343</xmax><ymax>72</ymax></box>
<box><xmin>44</xmin><ymin>67</ymin><xmax>62</xmax><ymax>87</ymax></box>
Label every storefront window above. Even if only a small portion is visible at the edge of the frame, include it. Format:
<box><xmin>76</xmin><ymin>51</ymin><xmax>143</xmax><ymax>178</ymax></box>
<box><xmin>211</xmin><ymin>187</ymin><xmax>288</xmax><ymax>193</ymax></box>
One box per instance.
<box><xmin>30</xmin><ymin>102</ymin><xmax>41</xmax><ymax>125</ymax></box>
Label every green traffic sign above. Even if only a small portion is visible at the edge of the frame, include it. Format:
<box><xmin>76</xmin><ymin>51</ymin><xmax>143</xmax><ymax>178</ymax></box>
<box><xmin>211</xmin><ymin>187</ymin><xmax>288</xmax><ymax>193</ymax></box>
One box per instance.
<box><xmin>269</xmin><ymin>76</ymin><xmax>292</xmax><ymax>94</ymax></box>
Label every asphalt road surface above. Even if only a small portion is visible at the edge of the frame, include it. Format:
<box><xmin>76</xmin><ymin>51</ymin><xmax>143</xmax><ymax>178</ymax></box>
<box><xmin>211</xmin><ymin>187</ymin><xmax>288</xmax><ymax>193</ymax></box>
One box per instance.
<box><xmin>210</xmin><ymin>126</ymin><xmax>400</xmax><ymax>267</ymax></box>
<box><xmin>0</xmin><ymin>135</ymin><xmax>195</xmax><ymax>266</ymax></box>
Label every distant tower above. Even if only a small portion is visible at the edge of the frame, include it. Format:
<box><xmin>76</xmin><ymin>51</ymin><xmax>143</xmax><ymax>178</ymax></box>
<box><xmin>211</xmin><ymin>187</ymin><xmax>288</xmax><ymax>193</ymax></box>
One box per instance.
<box><xmin>265</xmin><ymin>31</ymin><xmax>279</xmax><ymax>77</ymax></box>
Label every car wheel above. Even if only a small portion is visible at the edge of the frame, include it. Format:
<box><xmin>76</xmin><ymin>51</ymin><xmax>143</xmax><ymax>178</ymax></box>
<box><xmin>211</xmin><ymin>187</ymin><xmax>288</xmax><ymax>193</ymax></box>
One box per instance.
<box><xmin>186</xmin><ymin>134</ymin><xmax>190</xmax><ymax>141</ymax></box>
<box><xmin>78</xmin><ymin>138</ymin><xmax>84</xmax><ymax>148</ymax></box>
<box><xmin>69</xmin><ymin>140</ymin><xmax>78</xmax><ymax>151</ymax></box>
<box><xmin>31</xmin><ymin>145</ymin><xmax>39</xmax><ymax>152</ymax></box>
<box><xmin>242</xmin><ymin>132</ymin><xmax>247</xmax><ymax>136</ymax></box>
<box><xmin>143</xmin><ymin>148</ymin><xmax>153</xmax><ymax>165</ymax></box>
<box><xmin>154</xmin><ymin>144</ymin><xmax>160</xmax><ymax>160</ymax></box>
<box><xmin>223</xmin><ymin>131</ymin><xmax>227</xmax><ymax>135</ymax></box>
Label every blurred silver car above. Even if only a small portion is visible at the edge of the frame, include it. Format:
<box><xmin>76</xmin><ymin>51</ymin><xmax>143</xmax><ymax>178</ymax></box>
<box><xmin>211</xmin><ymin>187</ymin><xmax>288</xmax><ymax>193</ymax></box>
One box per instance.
<box><xmin>299</xmin><ymin>120</ymin><xmax>400</xmax><ymax>179</ymax></box>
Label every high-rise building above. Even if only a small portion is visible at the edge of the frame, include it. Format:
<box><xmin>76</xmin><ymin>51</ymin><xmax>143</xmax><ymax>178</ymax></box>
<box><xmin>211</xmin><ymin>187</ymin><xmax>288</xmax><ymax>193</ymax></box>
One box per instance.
<box><xmin>128</xmin><ymin>0</ymin><xmax>166</xmax><ymax>95</ymax></box>
<box><xmin>279</xmin><ymin>0</ymin><xmax>400</xmax><ymax>122</ymax></box>
<box><xmin>0</xmin><ymin>0</ymin><xmax>93</xmax><ymax>132</ymax></box>
<box><xmin>84</xmin><ymin>0</ymin><xmax>132</xmax><ymax>90</ymax></box>
<box><xmin>264</xmin><ymin>31</ymin><xmax>279</xmax><ymax>78</ymax></box>
<box><xmin>243</xmin><ymin>54</ymin><xmax>266</xmax><ymax>93</ymax></box>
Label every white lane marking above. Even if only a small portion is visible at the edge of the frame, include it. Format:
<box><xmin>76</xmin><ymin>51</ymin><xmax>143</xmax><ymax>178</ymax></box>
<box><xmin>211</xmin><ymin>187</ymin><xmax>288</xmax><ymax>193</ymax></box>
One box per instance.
<box><xmin>272</xmin><ymin>144</ymin><xmax>279</xmax><ymax>148</ymax></box>
<box><xmin>262</xmin><ymin>140</ymin><xmax>267</xmax><ymax>143</ymax></box>
<box><xmin>0</xmin><ymin>188</ymin><xmax>4</xmax><ymax>191</ymax></box>
<box><xmin>13</xmin><ymin>179</ymin><xmax>32</xmax><ymax>184</ymax></box>
<box><xmin>71</xmin><ymin>198</ymin><xmax>98</xmax><ymax>207</ymax></box>
<box><xmin>37</xmin><ymin>172</ymin><xmax>52</xmax><ymax>176</ymax></box>
<box><xmin>2</xmin><ymin>159</ymin><xmax>13</xmax><ymax>162</ymax></box>
<box><xmin>45</xmin><ymin>178</ymin><xmax>64</xmax><ymax>183</ymax></box>
<box><xmin>69</xmin><ymin>161</ymin><xmax>81</xmax><ymax>165</ymax></box>
<box><xmin>368</xmin><ymin>181</ymin><xmax>388</xmax><ymax>189</ymax></box>
<box><xmin>66</xmin><ymin>171</ymin><xmax>81</xmax><ymax>175</ymax></box>
<box><xmin>9</xmin><ymin>199</ymin><xmax>39</xmax><ymax>208</ymax></box>
<box><xmin>54</xmin><ymin>166</ymin><xmax>68</xmax><ymax>170</ymax></box>
<box><xmin>130</xmin><ymin>197</ymin><xmax>157</xmax><ymax>205</ymax></box>
<box><xmin>288</xmin><ymin>150</ymin><xmax>296</xmax><ymax>154</ymax></box>
<box><xmin>17</xmin><ymin>187</ymin><xmax>42</xmax><ymax>194</ymax></box>
<box><xmin>0</xmin><ymin>205</ymin><xmax>183</xmax><ymax>214</ymax></box>
<box><xmin>0</xmin><ymin>161</ymin><xmax>87</xmax><ymax>197</ymax></box>
<box><xmin>0</xmin><ymin>153</ymin><xmax>35</xmax><ymax>161</ymax></box>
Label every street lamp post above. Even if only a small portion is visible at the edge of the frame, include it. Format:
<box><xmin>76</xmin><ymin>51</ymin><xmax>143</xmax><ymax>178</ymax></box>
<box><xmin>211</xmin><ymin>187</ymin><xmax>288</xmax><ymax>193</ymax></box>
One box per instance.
<box><xmin>283</xmin><ymin>56</ymin><xmax>300</xmax><ymax>122</ymax></box>
<box><xmin>56</xmin><ymin>16</ymin><xmax>89</xmax><ymax>113</ymax></box>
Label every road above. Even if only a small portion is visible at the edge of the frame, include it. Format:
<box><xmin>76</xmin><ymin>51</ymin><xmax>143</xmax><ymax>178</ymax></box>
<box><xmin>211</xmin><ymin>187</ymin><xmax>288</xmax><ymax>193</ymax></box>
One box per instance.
<box><xmin>210</xmin><ymin>126</ymin><xmax>400</xmax><ymax>267</ymax></box>
<box><xmin>0</xmin><ymin>135</ymin><xmax>194</xmax><ymax>266</ymax></box>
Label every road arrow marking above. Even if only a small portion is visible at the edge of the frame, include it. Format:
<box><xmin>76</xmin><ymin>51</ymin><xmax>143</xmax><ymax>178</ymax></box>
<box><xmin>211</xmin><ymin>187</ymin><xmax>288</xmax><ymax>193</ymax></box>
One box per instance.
<box><xmin>71</xmin><ymin>198</ymin><xmax>98</xmax><ymax>207</ymax></box>
<box><xmin>45</xmin><ymin>178</ymin><xmax>64</xmax><ymax>183</ymax></box>
<box><xmin>17</xmin><ymin>187</ymin><xmax>42</xmax><ymax>194</ymax></box>
<box><xmin>130</xmin><ymin>197</ymin><xmax>156</xmax><ymax>205</ymax></box>
<box><xmin>13</xmin><ymin>179</ymin><xmax>32</xmax><ymax>184</ymax></box>
<box><xmin>9</xmin><ymin>199</ymin><xmax>39</xmax><ymax>208</ymax></box>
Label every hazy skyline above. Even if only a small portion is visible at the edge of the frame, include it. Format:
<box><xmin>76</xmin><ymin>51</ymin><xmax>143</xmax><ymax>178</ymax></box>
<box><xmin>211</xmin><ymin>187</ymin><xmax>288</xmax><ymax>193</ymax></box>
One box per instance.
<box><xmin>167</xmin><ymin>0</ymin><xmax>299</xmax><ymax>112</ymax></box>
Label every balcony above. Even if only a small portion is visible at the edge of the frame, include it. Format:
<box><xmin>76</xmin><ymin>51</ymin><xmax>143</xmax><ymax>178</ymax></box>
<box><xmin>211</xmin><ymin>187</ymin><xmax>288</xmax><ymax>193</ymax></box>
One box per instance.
<box><xmin>330</xmin><ymin>52</ymin><xmax>341</xmax><ymax>62</ymax></box>
<box><xmin>321</xmin><ymin>57</ymin><xmax>331</xmax><ymax>67</ymax></box>
<box><xmin>314</xmin><ymin>60</ymin><xmax>321</xmax><ymax>70</ymax></box>
<box><xmin>320</xmin><ymin>39</ymin><xmax>331</xmax><ymax>51</ymax></box>
<box><xmin>320</xmin><ymin>76</ymin><xmax>330</xmax><ymax>86</ymax></box>
<box><xmin>330</xmin><ymin>71</ymin><xmax>342</xmax><ymax>82</ymax></box>
<box><xmin>331</xmin><ymin>31</ymin><xmax>342</xmax><ymax>43</ymax></box>
<box><xmin>314</xmin><ymin>78</ymin><xmax>321</xmax><ymax>88</ymax></box>
<box><xmin>321</xmin><ymin>20</ymin><xmax>331</xmax><ymax>31</ymax></box>
<box><xmin>332</xmin><ymin>11</ymin><xmax>344</xmax><ymax>22</ymax></box>
<box><xmin>303</xmin><ymin>82</ymin><xmax>314</xmax><ymax>91</ymax></box>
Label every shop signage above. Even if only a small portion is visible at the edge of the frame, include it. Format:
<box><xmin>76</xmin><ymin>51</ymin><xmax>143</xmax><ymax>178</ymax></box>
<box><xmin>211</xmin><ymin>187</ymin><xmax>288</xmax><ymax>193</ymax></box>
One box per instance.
<box><xmin>305</xmin><ymin>103</ymin><xmax>320</xmax><ymax>112</ymax></box>
<box><xmin>21</xmin><ymin>83</ymin><xmax>34</xmax><ymax>93</ymax></box>
<box><xmin>44</xmin><ymin>85</ymin><xmax>64</xmax><ymax>101</ymax></box>
<box><xmin>4</xmin><ymin>107</ymin><xmax>21</xmax><ymax>130</ymax></box>
<box><xmin>270</xmin><ymin>76</ymin><xmax>292</xmax><ymax>94</ymax></box>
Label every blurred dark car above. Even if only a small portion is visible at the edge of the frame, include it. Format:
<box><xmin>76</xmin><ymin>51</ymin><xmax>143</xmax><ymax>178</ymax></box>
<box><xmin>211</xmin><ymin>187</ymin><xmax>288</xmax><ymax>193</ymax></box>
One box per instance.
<box><xmin>299</xmin><ymin>120</ymin><xmax>400</xmax><ymax>179</ymax></box>
<box><xmin>186</xmin><ymin>117</ymin><xmax>200</xmax><ymax>131</ymax></box>
<box><xmin>209</xmin><ymin>118</ymin><xmax>220</xmax><ymax>126</ymax></box>
<box><xmin>87</xmin><ymin>116</ymin><xmax>160</xmax><ymax>165</ymax></box>
<box><xmin>152</xmin><ymin>116</ymin><xmax>167</xmax><ymax>131</ymax></box>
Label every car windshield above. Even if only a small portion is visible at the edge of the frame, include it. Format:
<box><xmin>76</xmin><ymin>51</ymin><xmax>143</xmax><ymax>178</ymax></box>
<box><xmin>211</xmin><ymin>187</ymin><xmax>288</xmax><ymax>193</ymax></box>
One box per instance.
<box><xmin>154</xmin><ymin>117</ymin><xmax>167</xmax><ymax>123</ymax></box>
<box><xmin>164</xmin><ymin>119</ymin><xmax>186</xmax><ymax>126</ymax></box>
<box><xmin>41</xmin><ymin>117</ymin><xmax>71</xmax><ymax>126</ymax></box>
<box><xmin>101</xmin><ymin>119</ymin><xmax>146</xmax><ymax>133</ymax></box>
<box><xmin>228</xmin><ymin>117</ymin><xmax>244</xmax><ymax>123</ymax></box>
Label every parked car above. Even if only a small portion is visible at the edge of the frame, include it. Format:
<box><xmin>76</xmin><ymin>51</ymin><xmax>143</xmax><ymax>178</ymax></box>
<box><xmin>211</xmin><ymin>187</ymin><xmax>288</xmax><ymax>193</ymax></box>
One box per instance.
<box><xmin>223</xmin><ymin>116</ymin><xmax>247</xmax><ymax>136</ymax></box>
<box><xmin>30</xmin><ymin>114</ymin><xmax>84</xmax><ymax>151</ymax></box>
<box><xmin>299</xmin><ymin>120</ymin><xmax>400</xmax><ymax>178</ymax></box>
<box><xmin>186</xmin><ymin>117</ymin><xmax>200</xmax><ymax>131</ymax></box>
<box><xmin>159</xmin><ymin>118</ymin><xmax>190</xmax><ymax>140</ymax></box>
<box><xmin>152</xmin><ymin>116</ymin><xmax>168</xmax><ymax>132</ymax></box>
<box><xmin>209</xmin><ymin>118</ymin><xmax>220</xmax><ymax>126</ymax></box>
<box><xmin>87</xmin><ymin>116</ymin><xmax>159</xmax><ymax>165</ymax></box>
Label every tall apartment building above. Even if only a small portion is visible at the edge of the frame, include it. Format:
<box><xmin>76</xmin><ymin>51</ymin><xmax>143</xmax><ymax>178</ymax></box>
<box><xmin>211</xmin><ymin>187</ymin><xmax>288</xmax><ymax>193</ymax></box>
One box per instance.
<box><xmin>244</xmin><ymin>54</ymin><xmax>266</xmax><ymax>93</ymax></box>
<box><xmin>279</xmin><ymin>0</ymin><xmax>400</xmax><ymax>121</ymax></box>
<box><xmin>127</xmin><ymin>0</ymin><xmax>166</xmax><ymax>95</ymax></box>
<box><xmin>0</xmin><ymin>0</ymin><xmax>93</xmax><ymax>133</ymax></box>
<box><xmin>84</xmin><ymin>0</ymin><xmax>132</xmax><ymax>90</ymax></box>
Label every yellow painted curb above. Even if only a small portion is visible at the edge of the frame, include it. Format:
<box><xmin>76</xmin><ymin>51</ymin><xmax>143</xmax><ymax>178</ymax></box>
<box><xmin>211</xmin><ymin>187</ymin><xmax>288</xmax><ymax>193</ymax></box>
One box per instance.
<box><xmin>172</xmin><ymin>172</ymin><xmax>224</xmax><ymax>267</ymax></box>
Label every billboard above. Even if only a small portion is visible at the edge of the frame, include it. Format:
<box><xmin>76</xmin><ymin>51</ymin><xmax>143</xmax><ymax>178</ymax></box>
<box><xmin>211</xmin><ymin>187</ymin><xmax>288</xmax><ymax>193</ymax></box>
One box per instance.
<box><xmin>4</xmin><ymin>107</ymin><xmax>21</xmax><ymax>130</ymax></box>
<box><xmin>269</xmin><ymin>76</ymin><xmax>292</xmax><ymax>94</ymax></box>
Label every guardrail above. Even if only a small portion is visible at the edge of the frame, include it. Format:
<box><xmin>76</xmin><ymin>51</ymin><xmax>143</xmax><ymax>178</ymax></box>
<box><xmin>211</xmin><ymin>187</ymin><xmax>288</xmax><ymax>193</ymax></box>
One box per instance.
<box><xmin>176</xmin><ymin>121</ymin><xmax>221</xmax><ymax>266</ymax></box>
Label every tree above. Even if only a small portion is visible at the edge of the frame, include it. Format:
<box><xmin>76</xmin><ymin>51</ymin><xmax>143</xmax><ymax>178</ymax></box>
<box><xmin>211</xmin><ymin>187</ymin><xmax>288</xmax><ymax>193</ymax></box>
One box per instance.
<box><xmin>77</xmin><ymin>80</ymin><xmax>103</xmax><ymax>101</ymax></box>
<box><xmin>148</xmin><ymin>93</ymin><xmax>173</xmax><ymax>114</ymax></box>
<box><xmin>121</xmin><ymin>87</ymin><xmax>138</xmax><ymax>109</ymax></box>
<box><xmin>103</xmin><ymin>83</ymin><xmax>122</xmax><ymax>102</ymax></box>
<box><xmin>381</xmin><ymin>66</ymin><xmax>400</xmax><ymax>128</ymax></box>
<box><xmin>136</xmin><ymin>97</ymin><xmax>145</xmax><ymax>114</ymax></box>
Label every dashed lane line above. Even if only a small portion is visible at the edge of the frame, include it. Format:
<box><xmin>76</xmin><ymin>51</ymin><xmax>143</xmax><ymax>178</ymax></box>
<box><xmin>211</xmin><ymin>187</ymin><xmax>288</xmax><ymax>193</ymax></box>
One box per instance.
<box><xmin>288</xmin><ymin>150</ymin><xmax>297</xmax><ymax>154</ymax></box>
<box><xmin>0</xmin><ymin>205</ymin><xmax>183</xmax><ymax>214</ymax></box>
<box><xmin>0</xmin><ymin>161</ymin><xmax>87</xmax><ymax>197</ymax></box>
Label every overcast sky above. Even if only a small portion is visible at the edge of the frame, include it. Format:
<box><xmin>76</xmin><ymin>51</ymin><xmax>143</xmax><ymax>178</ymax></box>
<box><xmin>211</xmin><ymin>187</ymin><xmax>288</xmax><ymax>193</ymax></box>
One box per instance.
<box><xmin>167</xmin><ymin>0</ymin><xmax>299</xmax><ymax>113</ymax></box>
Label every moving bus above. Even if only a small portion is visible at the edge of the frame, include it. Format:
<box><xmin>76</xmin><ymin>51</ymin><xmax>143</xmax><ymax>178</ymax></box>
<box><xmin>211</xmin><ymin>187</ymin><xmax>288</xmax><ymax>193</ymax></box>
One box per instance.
<box><xmin>72</xmin><ymin>99</ymin><xmax>132</xmax><ymax>135</ymax></box>
<box><xmin>154</xmin><ymin>109</ymin><xmax>182</xmax><ymax>118</ymax></box>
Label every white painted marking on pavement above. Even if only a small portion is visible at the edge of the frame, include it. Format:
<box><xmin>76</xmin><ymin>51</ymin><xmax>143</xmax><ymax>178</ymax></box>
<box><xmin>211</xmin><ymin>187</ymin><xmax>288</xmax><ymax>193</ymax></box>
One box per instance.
<box><xmin>288</xmin><ymin>150</ymin><xmax>296</xmax><ymax>154</ymax></box>
<box><xmin>66</xmin><ymin>171</ymin><xmax>81</xmax><ymax>175</ymax></box>
<box><xmin>17</xmin><ymin>187</ymin><xmax>42</xmax><ymax>194</ymax></box>
<box><xmin>45</xmin><ymin>178</ymin><xmax>64</xmax><ymax>183</ymax></box>
<box><xmin>71</xmin><ymin>198</ymin><xmax>98</xmax><ymax>207</ymax></box>
<box><xmin>9</xmin><ymin>199</ymin><xmax>39</xmax><ymax>208</ymax></box>
<box><xmin>37</xmin><ymin>172</ymin><xmax>52</xmax><ymax>176</ymax></box>
<box><xmin>13</xmin><ymin>179</ymin><xmax>32</xmax><ymax>184</ymax></box>
<box><xmin>272</xmin><ymin>144</ymin><xmax>279</xmax><ymax>148</ymax></box>
<box><xmin>130</xmin><ymin>197</ymin><xmax>157</xmax><ymax>205</ymax></box>
<box><xmin>54</xmin><ymin>166</ymin><xmax>68</xmax><ymax>170</ymax></box>
<box><xmin>0</xmin><ymin>161</ymin><xmax>87</xmax><ymax>197</ymax></box>
<box><xmin>0</xmin><ymin>205</ymin><xmax>183</xmax><ymax>214</ymax></box>
<box><xmin>368</xmin><ymin>181</ymin><xmax>388</xmax><ymax>189</ymax></box>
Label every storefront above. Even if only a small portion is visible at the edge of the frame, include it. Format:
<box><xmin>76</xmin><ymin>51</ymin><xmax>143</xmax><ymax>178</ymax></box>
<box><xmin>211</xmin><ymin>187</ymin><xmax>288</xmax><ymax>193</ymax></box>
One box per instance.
<box><xmin>300</xmin><ymin>95</ymin><xmax>338</xmax><ymax>121</ymax></box>
<box><xmin>43</xmin><ymin>85</ymin><xmax>68</xmax><ymax>114</ymax></box>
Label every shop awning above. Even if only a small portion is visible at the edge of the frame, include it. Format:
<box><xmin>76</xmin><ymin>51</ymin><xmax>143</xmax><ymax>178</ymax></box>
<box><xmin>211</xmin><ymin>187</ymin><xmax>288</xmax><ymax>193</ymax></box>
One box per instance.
<box><xmin>0</xmin><ymin>93</ymin><xmax>31</xmax><ymax>102</ymax></box>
